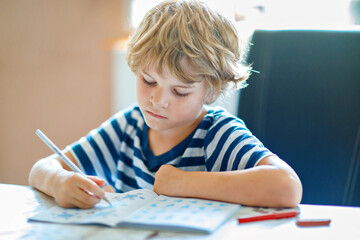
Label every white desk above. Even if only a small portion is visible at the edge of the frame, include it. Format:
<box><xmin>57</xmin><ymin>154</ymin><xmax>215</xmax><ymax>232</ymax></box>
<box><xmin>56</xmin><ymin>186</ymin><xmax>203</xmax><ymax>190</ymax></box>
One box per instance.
<box><xmin>0</xmin><ymin>183</ymin><xmax>359</xmax><ymax>240</ymax></box>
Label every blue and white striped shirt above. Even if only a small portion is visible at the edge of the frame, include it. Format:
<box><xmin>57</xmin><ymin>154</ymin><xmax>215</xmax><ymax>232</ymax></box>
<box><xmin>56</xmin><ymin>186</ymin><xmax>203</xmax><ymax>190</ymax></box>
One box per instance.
<box><xmin>66</xmin><ymin>105</ymin><xmax>273</xmax><ymax>193</ymax></box>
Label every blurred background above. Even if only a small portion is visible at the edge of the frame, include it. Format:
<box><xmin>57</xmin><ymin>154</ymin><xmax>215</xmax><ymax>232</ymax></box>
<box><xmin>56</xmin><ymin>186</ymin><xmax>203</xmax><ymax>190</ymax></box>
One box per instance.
<box><xmin>1</xmin><ymin>0</ymin><xmax>359</xmax><ymax>185</ymax></box>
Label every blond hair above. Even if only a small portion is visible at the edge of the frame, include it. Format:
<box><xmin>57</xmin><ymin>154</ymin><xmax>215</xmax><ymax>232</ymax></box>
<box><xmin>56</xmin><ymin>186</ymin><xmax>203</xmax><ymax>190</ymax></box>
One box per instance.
<box><xmin>126</xmin><ymin>0</ymin><xmax>250</xmax><ymax>99</ymax></box>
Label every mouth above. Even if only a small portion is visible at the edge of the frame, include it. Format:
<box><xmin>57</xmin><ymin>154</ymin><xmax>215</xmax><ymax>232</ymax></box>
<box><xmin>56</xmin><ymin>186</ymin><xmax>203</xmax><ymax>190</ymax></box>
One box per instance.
<box><xmin>146</xmin><ymin>110</ymin><xmax>167</xmax><ymax>119</ymax></box>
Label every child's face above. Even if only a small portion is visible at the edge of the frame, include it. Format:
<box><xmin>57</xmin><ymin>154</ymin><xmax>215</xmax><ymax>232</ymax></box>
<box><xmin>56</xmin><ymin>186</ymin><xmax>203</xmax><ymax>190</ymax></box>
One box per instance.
<box><xmin>136</xmin><ymin>60</ymin><xmax>209</xmax><ymax>136</ymax></box>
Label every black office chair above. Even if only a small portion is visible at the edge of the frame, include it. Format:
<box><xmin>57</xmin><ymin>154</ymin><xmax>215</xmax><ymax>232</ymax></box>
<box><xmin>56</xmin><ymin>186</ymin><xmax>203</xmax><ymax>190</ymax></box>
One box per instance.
<box><xmin>238</xmin><ymin>29</ymin><xmax>360</xmax><ymax>206</ymax></box>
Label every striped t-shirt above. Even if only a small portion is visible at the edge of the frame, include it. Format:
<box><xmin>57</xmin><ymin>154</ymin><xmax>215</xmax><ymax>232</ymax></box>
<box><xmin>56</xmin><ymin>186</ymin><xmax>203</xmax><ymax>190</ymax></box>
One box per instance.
<box><xmin>66</xmin><ymin>105</ymin><xmax>273</xmax><ymax>193</ymax></box>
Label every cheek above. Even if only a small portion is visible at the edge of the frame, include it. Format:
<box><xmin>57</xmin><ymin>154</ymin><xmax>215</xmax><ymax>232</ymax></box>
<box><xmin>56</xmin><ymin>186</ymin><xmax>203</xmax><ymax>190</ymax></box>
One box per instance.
<box><xmin>136</xmin><ymin>80</ymin><xmax>149</xmax><ymax>101</ymax></box>
<box><xmin>171</xmin><ymin>96</ymin><xmax>204</xmax><ymax>118</ymax></box>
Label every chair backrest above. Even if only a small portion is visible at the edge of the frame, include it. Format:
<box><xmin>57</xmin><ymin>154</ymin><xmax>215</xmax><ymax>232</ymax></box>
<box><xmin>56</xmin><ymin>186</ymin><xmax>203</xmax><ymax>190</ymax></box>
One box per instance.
<box><xmin>238</xmin><ymin>29</ymin><xmax>360</xmax><ymax>206</ymax></box>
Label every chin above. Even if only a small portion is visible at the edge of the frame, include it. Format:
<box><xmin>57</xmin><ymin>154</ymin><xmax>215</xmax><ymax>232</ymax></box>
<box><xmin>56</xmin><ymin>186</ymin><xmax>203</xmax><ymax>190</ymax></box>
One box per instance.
<box><xmin>143</xmin><ymin>117</ymin><xmax>166</xmax><ymax>130</ymax></box>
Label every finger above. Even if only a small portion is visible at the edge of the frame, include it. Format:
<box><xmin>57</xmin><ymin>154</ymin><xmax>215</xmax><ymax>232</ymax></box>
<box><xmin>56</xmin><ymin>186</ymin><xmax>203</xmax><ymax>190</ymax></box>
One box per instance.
<box><xmin>87</xmin><ymin>175</ymin><xmax>106</xmax><ymax>187</ymax></box>
<box><xmin>71</xmin><ymin>195</ymin><xmax>98</xmax><ymax>209</ymax></box>
<box><xmin>75</xmin><ymin>175</ymin><xmax>105</xmax><ymax>199</ymax></box>
<box><xmin>55</xmin><ymin>186</ymin><xmax>93</xmax><ymax>209</ymax></box>
<box><xmin>56</xmin><ymin>199</ymin><xmax>77</xmax><ymax>209</ymax></box>
<box><xmin>72</xmin><ymin>186</ymin><xmax>101</xmax><ymax>208</ymax></box>
<box><xmin>102</xmin><ymin>184</ymin><xmax>116</xmax><ymax>193</ymax></box>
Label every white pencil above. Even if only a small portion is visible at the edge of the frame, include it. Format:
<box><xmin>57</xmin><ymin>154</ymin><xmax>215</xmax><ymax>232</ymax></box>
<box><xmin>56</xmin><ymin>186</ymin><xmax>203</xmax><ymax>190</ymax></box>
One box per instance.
<box><xmin>35</xmin><ymin>129</ymin><xmax>111</xmax><ymax>206</ymax></box>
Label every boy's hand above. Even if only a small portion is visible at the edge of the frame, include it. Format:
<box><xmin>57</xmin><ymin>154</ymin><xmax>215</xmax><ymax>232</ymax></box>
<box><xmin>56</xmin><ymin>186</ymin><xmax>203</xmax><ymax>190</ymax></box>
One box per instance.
<box><xmin>53</xmin><ymin>171</ymin><xmax>106</xmax><ymax>209</ymax></box>
<box><xmin>153</xmin><ymin>165</ymin><xmax>186</xmax><ymax>196</ymax></box>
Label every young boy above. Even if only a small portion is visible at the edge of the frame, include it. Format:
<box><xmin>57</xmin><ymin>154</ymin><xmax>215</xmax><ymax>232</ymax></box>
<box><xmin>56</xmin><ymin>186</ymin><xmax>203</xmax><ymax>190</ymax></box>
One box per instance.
<box><xmin>29</xmin><ymin>0</ymin><xmax>302</xmax><ymax>209</ymax></box>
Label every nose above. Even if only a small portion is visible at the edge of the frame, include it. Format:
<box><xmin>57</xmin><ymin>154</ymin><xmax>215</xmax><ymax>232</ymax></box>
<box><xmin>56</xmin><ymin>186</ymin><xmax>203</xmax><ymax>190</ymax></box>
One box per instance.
<box><xmin>150</xmin><ymin>87</ymin><xmax>169</xmax><ymax>108</ymax></box>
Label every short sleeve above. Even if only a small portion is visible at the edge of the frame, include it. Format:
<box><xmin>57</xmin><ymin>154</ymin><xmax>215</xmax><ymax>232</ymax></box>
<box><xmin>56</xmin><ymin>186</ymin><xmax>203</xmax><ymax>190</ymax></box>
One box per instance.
<box><xmin>65</xmin><ymin>109</ymin><xmax>130</xmax><ymax>186</ymax></box>
<box><xmin>203</xmin><ymin>112</ymin><xmax>274</xmax><ymax>171</ymax></box>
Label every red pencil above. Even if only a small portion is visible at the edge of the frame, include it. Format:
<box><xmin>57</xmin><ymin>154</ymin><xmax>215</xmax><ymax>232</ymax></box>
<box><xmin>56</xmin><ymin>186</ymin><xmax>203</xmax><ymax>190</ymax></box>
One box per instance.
<box><xmin>296</xmin><ymin>218</ymin><xmax>331</xmax><ymax>227</ymax></box>
<box><xmin>238</xmin><ymin>211</ymin><xmax>299</xmax><ymax>224</ymax></box>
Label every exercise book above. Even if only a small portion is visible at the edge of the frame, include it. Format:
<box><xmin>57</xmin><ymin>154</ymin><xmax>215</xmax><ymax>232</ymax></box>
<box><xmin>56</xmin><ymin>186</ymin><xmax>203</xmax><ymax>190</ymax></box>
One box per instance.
<box><xmin>29</xmin><ymin>189</ymin><xmax>241</xmax><ymax>233</ymax></box>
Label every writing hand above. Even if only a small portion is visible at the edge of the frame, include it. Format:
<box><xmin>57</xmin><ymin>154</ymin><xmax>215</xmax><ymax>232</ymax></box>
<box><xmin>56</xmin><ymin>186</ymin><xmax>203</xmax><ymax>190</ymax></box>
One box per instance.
<box><xmin>53</xmin><ymin>172</ymin><xmax>106</xmax><ymax>209</ymax></box>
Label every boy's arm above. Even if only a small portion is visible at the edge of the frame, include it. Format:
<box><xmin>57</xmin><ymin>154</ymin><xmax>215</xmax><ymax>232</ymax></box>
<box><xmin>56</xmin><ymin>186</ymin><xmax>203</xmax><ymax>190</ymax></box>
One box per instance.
<box><xmin>28</xmin><ymin>151</ymin><xmax>107</xmax><ymax>209</ymax></box>
<box><xmin>153</xmin><ymin>156</ymin><xmax>302</xmax><ymax>208</ymax></box>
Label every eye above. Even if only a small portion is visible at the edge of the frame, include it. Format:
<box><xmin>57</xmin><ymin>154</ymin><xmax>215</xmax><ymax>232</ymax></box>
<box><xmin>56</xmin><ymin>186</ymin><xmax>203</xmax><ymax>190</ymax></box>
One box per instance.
<box><xmin>173</xmin><ymin>89</ymin><xmax>190</xmax><ymax>97</ymax></box>
<box><xmin>142</xmin><ymin>76</ymin><xmax>156</xmax><ymax>86</ymax></box>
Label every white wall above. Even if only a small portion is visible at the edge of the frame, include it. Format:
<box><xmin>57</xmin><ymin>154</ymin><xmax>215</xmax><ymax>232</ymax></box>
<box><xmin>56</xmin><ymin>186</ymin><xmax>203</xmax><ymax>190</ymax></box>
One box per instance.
<box><xmin>112</xmin><ymin>42</ymin><xmax>137</xmax><ymax>113</ymax></box>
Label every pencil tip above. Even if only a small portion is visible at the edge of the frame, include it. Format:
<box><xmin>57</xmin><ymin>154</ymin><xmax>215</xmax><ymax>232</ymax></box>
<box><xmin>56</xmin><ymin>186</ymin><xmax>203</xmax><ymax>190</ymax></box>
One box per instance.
<box><xmin>103</xmin><ymin>197</ymin><xmax>112</xmax><ymax>206</ymax></box>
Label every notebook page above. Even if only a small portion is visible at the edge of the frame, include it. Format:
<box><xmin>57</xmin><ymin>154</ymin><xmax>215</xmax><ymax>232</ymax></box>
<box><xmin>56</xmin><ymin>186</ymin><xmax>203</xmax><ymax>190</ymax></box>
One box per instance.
<box><xmin>29</xmin><ymin>189</ymin><xmax>158</xmax><ymax>226</ymax></box>
<box><xmin>123</xmin><ymin>195</ymin><xmax>241</xmax><ymax>233</ymax></box>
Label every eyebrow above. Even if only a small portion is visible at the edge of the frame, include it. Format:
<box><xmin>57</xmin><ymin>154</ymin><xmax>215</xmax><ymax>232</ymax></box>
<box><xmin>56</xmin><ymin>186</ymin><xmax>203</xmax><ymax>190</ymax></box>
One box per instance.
<box><xmin>142</xmin><ymin>71</ymin><xmax>196</xmax><ymax>89</ymax></box>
